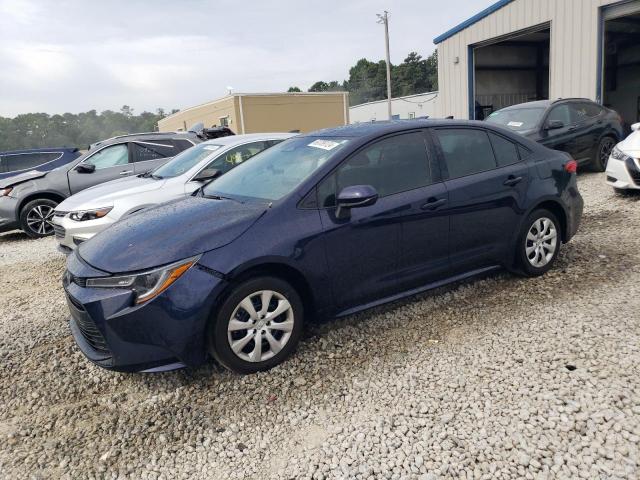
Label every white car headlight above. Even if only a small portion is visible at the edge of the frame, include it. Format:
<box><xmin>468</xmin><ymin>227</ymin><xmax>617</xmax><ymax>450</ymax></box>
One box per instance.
<box><xmin>611</xmin><ymin>146</ymin><xmax>632</xmax><ymax>162</ymax></box>
<box><xmin>69</xmin><ymin>206</ymin><xmax>113</xmax><ymax>222</ymax></box>
<box><xmin>85</xmin><ymin>256</ymin><xmax>200</xmax><ymax>304</ymax></box>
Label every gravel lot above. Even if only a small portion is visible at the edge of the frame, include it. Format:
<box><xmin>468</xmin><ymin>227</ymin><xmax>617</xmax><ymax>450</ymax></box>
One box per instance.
<box><xmin>1</xmin><ymin>172</ymin><xmax>639</xmax><ymax>480</ymax></box>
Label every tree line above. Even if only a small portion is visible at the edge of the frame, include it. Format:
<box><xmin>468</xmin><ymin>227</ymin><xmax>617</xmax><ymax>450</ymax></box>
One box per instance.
<box><xmin>289</xmin><ymin>50</ymin><xmax>438</xmax><ymax>106</ymax></box>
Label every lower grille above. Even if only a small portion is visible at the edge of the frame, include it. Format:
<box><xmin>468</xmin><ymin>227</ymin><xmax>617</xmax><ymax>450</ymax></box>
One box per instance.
<box><xmin>53</xmin><ymin>224</ymin><xmax>65</xmax><ymax>239</ymax></box>
<box><xmin>68</xmin><ymin>295</ymin><xmax>110</xmax><ymax>355</ymax></box>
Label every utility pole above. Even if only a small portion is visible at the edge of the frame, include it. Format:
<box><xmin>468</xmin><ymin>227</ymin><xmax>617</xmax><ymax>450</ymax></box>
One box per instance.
<box><xmin>377</xmin><ymin>11</ymin><xmax>392</xmax><ymax>120</ymax></box>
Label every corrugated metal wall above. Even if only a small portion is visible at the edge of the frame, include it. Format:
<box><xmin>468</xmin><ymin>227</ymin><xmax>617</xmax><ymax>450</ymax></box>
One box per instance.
<box><xmin>436</xmin><ymin>0</ymin><xmax>621</xmax><ymax>119</ymax></box>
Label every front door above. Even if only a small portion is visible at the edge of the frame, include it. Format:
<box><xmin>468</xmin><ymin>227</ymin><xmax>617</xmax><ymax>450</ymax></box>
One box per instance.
<box><xmin>540</xmin><ymin>104</ymin><xmax>579</xmax><ymax>159</ymax></box>
<box><xmin>432</xmin><ymin>128</ymin><xmax>530</xmax><ymax>272</ymax></box>
<box><xmin>316</xmin><ymin>131</ymin><xmax>450</xmax><ymax>310</ymax></box>
<box><xmin>67</xmin><ymin>143</ymin><xmax>133</xmax><ymax>194</ymax></box>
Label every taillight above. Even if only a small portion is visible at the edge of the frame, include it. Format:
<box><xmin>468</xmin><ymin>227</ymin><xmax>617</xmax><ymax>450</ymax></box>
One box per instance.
<box><xmin>564</xmin><ymin>159</ymin><xmax>578</xmax><ymax>174</ymax></box>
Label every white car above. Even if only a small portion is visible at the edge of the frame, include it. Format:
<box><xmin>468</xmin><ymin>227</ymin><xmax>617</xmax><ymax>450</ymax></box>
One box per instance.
<box><xmin>606</xmin><ymin>123</ymin><xmax>640</xmax><ymax>192</ymax></box>
<box><xmin>53</xmin><ymin>133</ymin><xmax>296</xmax><ymax>251</ymax></box>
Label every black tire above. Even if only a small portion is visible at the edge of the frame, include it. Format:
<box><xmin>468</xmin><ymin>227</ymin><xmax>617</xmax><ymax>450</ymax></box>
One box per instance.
<box><xmin>516</xmin><ymin>209</ymin><xmax>561</xmax><ymax>277</ymax></box>
<box><xmin>591</xmin><ymin>136</ymin><xmax>616</xmax><ymax>172</ymax></box>
<box><xmin>208</xmin><ymin>276</ymin><xmax>304</xmax><ymax>374</ymax></box>
<box><xmin>613</xmin><ymin>187</ymin><xmax>635</xmax><ymax>196</ymax></box>
<box><xmin>19</xmin><ymin>198</ymin><xmax>58</xmax><ymax>238</ymax></box>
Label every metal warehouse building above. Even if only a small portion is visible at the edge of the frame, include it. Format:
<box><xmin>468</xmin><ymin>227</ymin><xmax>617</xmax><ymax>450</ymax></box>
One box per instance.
<box><xmin>434</xmin><ymin>0</ymin><xmax>640</xmax><ymax>127</ymax></box>
<box><xmin>158</xmin><ymin>92</ymin><xmax>349</xmax><ymax>134</ymax></box>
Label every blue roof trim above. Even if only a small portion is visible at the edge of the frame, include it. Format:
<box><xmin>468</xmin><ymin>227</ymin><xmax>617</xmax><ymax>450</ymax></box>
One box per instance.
<box><xmin>433</xmin><ymin>0</ymin><xmax>515</xmax><ymax>44</ymax></box>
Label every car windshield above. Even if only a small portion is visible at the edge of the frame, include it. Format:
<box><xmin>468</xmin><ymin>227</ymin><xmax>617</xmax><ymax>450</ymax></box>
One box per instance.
<box><xmin>203</xmin><ymin>136</ymin><xmax>350</xmax><ymax>201</ymax></box>
<box><xmin>152</xmin><ymin>144</ymin><xmax>221</xmax><ymax>178</ymax></box>
<box><xmin>485</xmin><ymin>107</ymin><xmax>546</xmax><ymax>131</ymax></box>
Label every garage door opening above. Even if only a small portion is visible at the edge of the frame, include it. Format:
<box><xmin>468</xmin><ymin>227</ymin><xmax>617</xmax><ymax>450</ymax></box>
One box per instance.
<box><xmin>471</xmin><ymin>25</ymin><xmax>550</xmax><ymax>120</ymax></box>
<box><xmin>603</xmin><ymin>7</ymin><xmax>640</xmax><ymax>132</ymax></box>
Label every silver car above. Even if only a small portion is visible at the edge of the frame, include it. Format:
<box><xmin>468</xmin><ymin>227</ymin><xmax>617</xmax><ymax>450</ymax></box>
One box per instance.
<box><xmin>52</xmin><ymin>133</ymin><xmax>296</xmax><ymax>252</ymax></box>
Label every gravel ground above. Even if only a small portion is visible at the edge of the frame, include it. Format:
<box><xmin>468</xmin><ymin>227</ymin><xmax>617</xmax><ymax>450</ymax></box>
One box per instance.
<box><xmin>0</xmin><ymin>172</ymin><xmax>639</xmax><ymax>480</ymax></box>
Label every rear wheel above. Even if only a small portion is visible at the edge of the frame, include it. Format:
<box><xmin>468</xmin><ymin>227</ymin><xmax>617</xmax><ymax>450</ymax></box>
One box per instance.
<box><xmin>19</xmin><ymin>198</ymin><xmax>58</xmax><ymax>238</ymax></box>
<box><xmin>208</xmin><ymin>276</ymin><xmax>304</xmax><ymax>374</ymax></box>
<box><xmin>591</xmin><ymin>136</ymin><xmax>616</xmax><ymax>172</ymax></box>
<box><xmin>517</xmin><ymin>209</ymin><xmax>561</xmax><ymax>277</ymax></box>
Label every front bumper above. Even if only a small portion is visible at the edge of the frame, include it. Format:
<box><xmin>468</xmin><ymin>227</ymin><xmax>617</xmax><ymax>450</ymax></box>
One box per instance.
<box><xmin>0</xmin><ymin>195</ymin><xmax>19</xmax><ymax>233</ymax></box>
<box><xmin>64</xmin><ymin>253</ymin><xmax>228</xmax><ymax>372</ymax></box>
<box><xmin>52</xmin><ymin>213</ymin><xmax>113</xmax><ymax>250</ymax></box>
<box><xmin>605</xmin><ymin>156</ymin><xmax>640</xmax><ymax>190</ymax></box>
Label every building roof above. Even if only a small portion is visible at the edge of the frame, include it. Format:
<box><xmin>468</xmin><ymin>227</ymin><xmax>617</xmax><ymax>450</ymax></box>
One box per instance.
<box><xmin>433</xmin><ymin>0</ymin><xmax>515</xmax><ymax>44</ymax></box>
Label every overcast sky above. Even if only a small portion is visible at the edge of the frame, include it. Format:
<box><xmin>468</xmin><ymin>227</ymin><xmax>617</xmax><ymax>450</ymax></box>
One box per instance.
<box><xmin>0</xmin><ymin>0</ymin><xmax>493</xmax><ymax>117</ymax></box>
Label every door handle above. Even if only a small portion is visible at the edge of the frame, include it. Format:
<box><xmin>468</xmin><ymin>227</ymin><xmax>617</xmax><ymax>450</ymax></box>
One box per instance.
<box><xmin>503</xmin><ymin>176</ymin><xmax>523</xmax><ymax>187</ymax></box>
<box><xmin>567</xmin><ymin>126</ymin><xmax>577</xmax><ymax>132</ymax></box>
<box><xmin>421</xmin><ymin>198</ymin><xmax>447</xmax><ymax>210</ymax></box>
<box><xmin>119</xmin><ymin>170</ymin><xmax>133</xmax><ymax>175</ymax></box>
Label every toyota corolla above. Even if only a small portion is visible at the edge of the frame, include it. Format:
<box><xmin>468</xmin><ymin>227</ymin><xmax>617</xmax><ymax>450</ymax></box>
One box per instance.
<box><xmin>63</xmin><ymin>120</ymin><xmax>583</xmax><ymax>374</ymax></box>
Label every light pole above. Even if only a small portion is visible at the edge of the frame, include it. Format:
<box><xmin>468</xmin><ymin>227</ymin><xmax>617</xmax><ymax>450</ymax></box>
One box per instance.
<box><xmin>377</xmin><ymin>11</ymin><xmax>392</xmax><ymax>120</ymax></box>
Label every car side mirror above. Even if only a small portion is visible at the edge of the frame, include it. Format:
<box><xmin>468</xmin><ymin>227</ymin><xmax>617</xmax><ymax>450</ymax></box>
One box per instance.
<box><xmin>75</xmin><ymin>163</ymin><xmax>96</xmax><ymax>173</ymax></box>
<box><xmin>194</xmin><ymin>168</ymin><xmax>221</xmax><ymax>182</ymax></box>
<box><xmin>631</xmin><ymin>122</ymin><xmax>640</xmax><ymax>132</ymax></box>
<box><xmin>336</xmin><ymin>185</ymin><xmax>378</xmax><ymax>218</ymax></box>
<box><xmin>545</xmin><ymin>120</ymin><xmax>565</xmax><ymax>131</ymax></box>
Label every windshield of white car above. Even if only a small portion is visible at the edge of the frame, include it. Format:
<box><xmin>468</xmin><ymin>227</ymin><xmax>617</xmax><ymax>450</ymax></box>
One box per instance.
<box><xmin>152</xmin><ymin>144</ymin><xmax>222</xmax><ymax>178</ymax></box>
<box><xmin>203</xmin><ymin>136</ymin><xmax>350</xmax><ymax>202</ymax></box>
<box><xmin>485</xmin><ymin>107</ymin><xmax>546</xmax><ymax>131</ymax></box>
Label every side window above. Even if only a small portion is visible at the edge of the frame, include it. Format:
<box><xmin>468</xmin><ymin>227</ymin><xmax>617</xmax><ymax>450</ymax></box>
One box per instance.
<box><xmin>434</xmin><ymin>129</ymin><xmax>497</xmax><ymax>179</ymax></box>
<box><xmin>488</xmin><ymin>133</ymin><xmax>519</xmax><ymax>167</ymax></box>
<box><xmin>205</xmin><ymin>141</ymin><xmax>270</xmax><ymax>174</ymax></box>
<box><xmin>546</xmin><ymin>105</ymin><xmax>572</xmax><ymax>126</ymax></box>
<box><xmin>172</xmin><ymin>139</ymin><xmax>196</xmax><ymax>152</ymax></box>
<box><xmin>132</xmin><ymin>140</ymin><xmax>176</xmax><ymax>162</ymax></box>
<box><xmin>318</xmin><ymin>132</ymin><xmax>432</xmax><ymax>207</ymax></box>
<box><xmin>3</xmin><ymin>152</ymin><xmax>60</xmax><ymax>172</ymax></box>
<box><xmin>84</xmin><ymin>144</ymin><xmax>129</xmax><ymax>170</ymax></box>
<box><xmin>573</xmin><ymin>102</ymin><xmax>602</xmax><ymax>120</ymax></box>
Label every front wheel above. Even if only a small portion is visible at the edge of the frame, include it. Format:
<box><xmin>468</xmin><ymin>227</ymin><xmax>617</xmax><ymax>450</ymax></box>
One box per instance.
<box><xmin>591</xmin><ymin>136</ymin><xmax>616</xmax><ymax>172</ymax></box>
<box><xmin>19</xmin><ymin>198</ymin><xmax>58</xmax><ymax>238</ymax></box>
<box><xmin>517</xmin><ymin>209</ymin><xmax>561</xmax><ymax>277</ymax></box>
<box><xmin>208</xmin><ymin>276</ymin><xmax>304</xmax><ymax>374</ymax></box>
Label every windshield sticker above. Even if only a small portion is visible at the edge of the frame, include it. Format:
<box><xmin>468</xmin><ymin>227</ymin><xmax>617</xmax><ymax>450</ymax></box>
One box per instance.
<box><xmin>308</xmin><ymin>139</ymin><xmax>344</xmax><ymax>151</ymax></box>
<box><xmin>508</xmin><ymin>121</ymin><xmax>524</xmax><ymax>127</ymax></box>
<box><xmin>204</xmin><ymin>145</ymin><xmax>221</xmax><ymax>151</ymax></box>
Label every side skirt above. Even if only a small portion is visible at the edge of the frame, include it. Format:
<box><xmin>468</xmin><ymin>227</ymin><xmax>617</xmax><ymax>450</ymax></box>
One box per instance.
<box><xmin>334</xmin><ymin>265</ymin><xmax>502</xmax><ymax>318</ymax></box>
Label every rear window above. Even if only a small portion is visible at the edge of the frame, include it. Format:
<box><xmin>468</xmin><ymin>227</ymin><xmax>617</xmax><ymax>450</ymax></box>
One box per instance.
<box><xmin>1</xmin><ymin>152</ymin><xmax>62</xmax><ymax>172</ymax></box>
<box><xmin>172</xmin><ymin>139</ymin><xmax>196</xmax><ymax>152</ymax></box>
<box><xmin>132</xmin><ymin>140</ymin><xmax>176</xmax><ymax>162</ymax></box>
<box><xmin>486</xmin><ymin>107</ymin><xmax>546</xmax><ymax>131</ymax></box>
<box><xmin>488</xmin><ymin>133</ymin><xmax>520</xmax><ymax>167</ymax></box>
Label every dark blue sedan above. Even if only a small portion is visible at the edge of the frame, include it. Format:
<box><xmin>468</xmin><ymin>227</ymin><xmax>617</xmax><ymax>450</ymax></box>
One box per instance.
<box><xmin>63</xmin><ymin>120</ymin><xmax>583</xmax><ymax>374</ymax></box>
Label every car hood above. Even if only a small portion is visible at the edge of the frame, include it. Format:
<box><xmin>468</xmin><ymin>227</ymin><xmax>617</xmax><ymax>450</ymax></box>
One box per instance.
<box><xmin>78</xmin><ymin>196</ymin><xmax>267</xmax><ymax>273</ymax></box>
<box><xmin>619</xmin><ymin>130</ymin><xmax>640</xmax><ymax>156</ymax></box>
<box><xmin>56</xmin><ymin>175</ymin><xmax>167</xmax><ymax>211</ymax></box>
<box><xmin>0</xmin><ymin>169</ymin><xmax>48</xmax><ymax>188</ymax></box>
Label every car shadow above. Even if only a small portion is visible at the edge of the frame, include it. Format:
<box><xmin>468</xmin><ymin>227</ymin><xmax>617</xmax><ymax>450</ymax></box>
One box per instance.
<box><xmin>0</xmin><ymin>230</ymin><xmax>30</xmax><ymax>242</ymax></box>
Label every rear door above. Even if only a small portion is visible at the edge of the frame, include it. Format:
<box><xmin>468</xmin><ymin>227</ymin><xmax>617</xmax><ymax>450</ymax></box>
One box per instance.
<box><xmin>570</xmin><ymin>102</ymin><xmax>608</xmax><ymax>162</ymax></box>
<box><xmin>131</xmin><ymin>139</ymin><xmax>183</xmax><ymax>174</ymax></box>
<box><xmin>67</xmin><ymin>143</ymin><xmax>132</xmax><ymax>194</ymax></box>
<box><xmin>432</xmin><ymin>128</ymin><xmax>529</xmax><ymax>272</ymax></box>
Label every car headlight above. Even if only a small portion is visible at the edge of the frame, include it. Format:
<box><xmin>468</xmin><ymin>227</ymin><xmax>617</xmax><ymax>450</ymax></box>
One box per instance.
<box><xmin>69</xmin><ymin>206</ymin><xmax>113</xmax><ymax>222</ymax></box>
<box><xmin>611</xmin><ymin>146</ymin><xmax>632</xmax><ymax>162</ymax></box>
<box><xmin>0</xmin><ymin>187</ymin><xmax>12</xmax><ymax>197</ymax></box>
<box><xmin>85</xmin><ymin>255</ymin><xmax>200</xmax><ymax>304</ymax></box>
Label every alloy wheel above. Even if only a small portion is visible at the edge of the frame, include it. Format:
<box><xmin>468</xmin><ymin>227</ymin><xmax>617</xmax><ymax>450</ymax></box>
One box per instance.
<box><xmin>525</xmin><ymin>217</ymin><xmax>558</xmax><ymax>268</ymax></box>
<box><xmin>599</xmin><ymin>138</ymin><xmax>615</xmax><ymax>169</ymax></box>
<box><xmin>26</xmin><ymin>205</ymin><xmax>55</xmax><ymax>236</ymax></box>
<box><xmin>227</xmin><ymin>290</ymin><xmax>294</xmax><ymax>363</ymax></box>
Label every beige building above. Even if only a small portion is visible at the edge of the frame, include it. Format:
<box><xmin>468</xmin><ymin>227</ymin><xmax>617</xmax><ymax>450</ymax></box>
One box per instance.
<box><xmin>434</xmin><ymin>0</ymin><xmax>640</xmax><ymax>125</ymax></box>
<box><xmin>158</xmin><ymin>92</ymin><xmax>349</xmax><ymax>134</ymax></box>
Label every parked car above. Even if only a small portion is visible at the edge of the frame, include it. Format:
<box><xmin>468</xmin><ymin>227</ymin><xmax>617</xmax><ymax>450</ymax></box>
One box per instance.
<box><xmin>0</xmin><ymin>132</ymin><xmax>200</xmax><ymax>238</ymax></box>
<box><xmin>63</xmin><ymin>120</ymin><xmax>583</xmax><ymax>374</ymax></box>
<box><xmin>605</xmin><ymin>122</ymin><xmax>640</xmax><ymax>193</ymax></box>
<box><xmin>486</xmin><ymin>98</ymin><xmax>624</xmax><ymax>171</ymax></box>
<box><xmin>53</xmin><ymin>133</ymin><xmax>296</xmax><ymax>252</ymax></box>
<box><xmin>0</xmin><ymin>147</ymin><xmax>81</xmax><ymax>181</ymax></box>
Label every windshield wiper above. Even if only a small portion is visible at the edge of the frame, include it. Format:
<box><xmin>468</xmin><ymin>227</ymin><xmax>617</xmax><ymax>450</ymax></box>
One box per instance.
<box><xmin>202</xmin><ymin>193</ymin><xmax>241</xmax><ymax>203</ymax></box>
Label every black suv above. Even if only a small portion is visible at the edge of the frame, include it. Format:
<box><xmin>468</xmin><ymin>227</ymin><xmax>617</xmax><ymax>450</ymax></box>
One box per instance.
<box><xmin>486</xmin><ymin>99</ymin><xmax>624</xmax><ymax>171</ymax></box>
<box><xmin>0</xmin><ymin>131</ymin><xmax>201</xmax><ymax>238</ymax></box>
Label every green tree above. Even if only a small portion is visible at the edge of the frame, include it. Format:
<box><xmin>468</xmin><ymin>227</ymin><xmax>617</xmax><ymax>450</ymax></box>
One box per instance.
<box><xmin>287</xmin><ymin>86</ymin><xmax>301</xmax><ymax>92</ymax></box>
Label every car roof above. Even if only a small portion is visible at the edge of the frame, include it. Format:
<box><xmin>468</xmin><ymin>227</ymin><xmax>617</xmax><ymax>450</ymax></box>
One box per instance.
<box><xmin>90</xmin><ymin>131</ymin><xmax>200</xmax><ymax>149</ymax></box>
<box><xmin>0</xmin><ymin>147</ymin><xmax>79</xmax><ymax>155</ymax></box>
<box><xmin>500</xmin><ymin>98</ymin><xmax>597</xmax><ymax>111</ymax></box>
<box><xmin>201</xmin><ymin>132</ymin><xmax>297</xmax><ymax>147</ymax></box>
<box><xmin>305</xmin><ymin>119</ymin><xmax>503</xmax><ymax>138</ymax></box>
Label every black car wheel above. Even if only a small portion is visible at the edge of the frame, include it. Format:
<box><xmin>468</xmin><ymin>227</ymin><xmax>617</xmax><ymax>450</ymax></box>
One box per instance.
<box><xmin>19</xmin><ymin>198</ymin><xmax>58</xmax><ymax>238</ymax></box>
<box><xmin>208</xmin><ymin>276</ymin><xmax>304</xmax><ymax>374</ymax></box>
<box><xmin>591</xmin><ymin>136</ymin><xmax>616</xmax><ymax>172</ymax></box>
<box><xmin>517</xmin><ymin>209</ymin><xmax>561</xmax><ymax>277</ymax></box>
